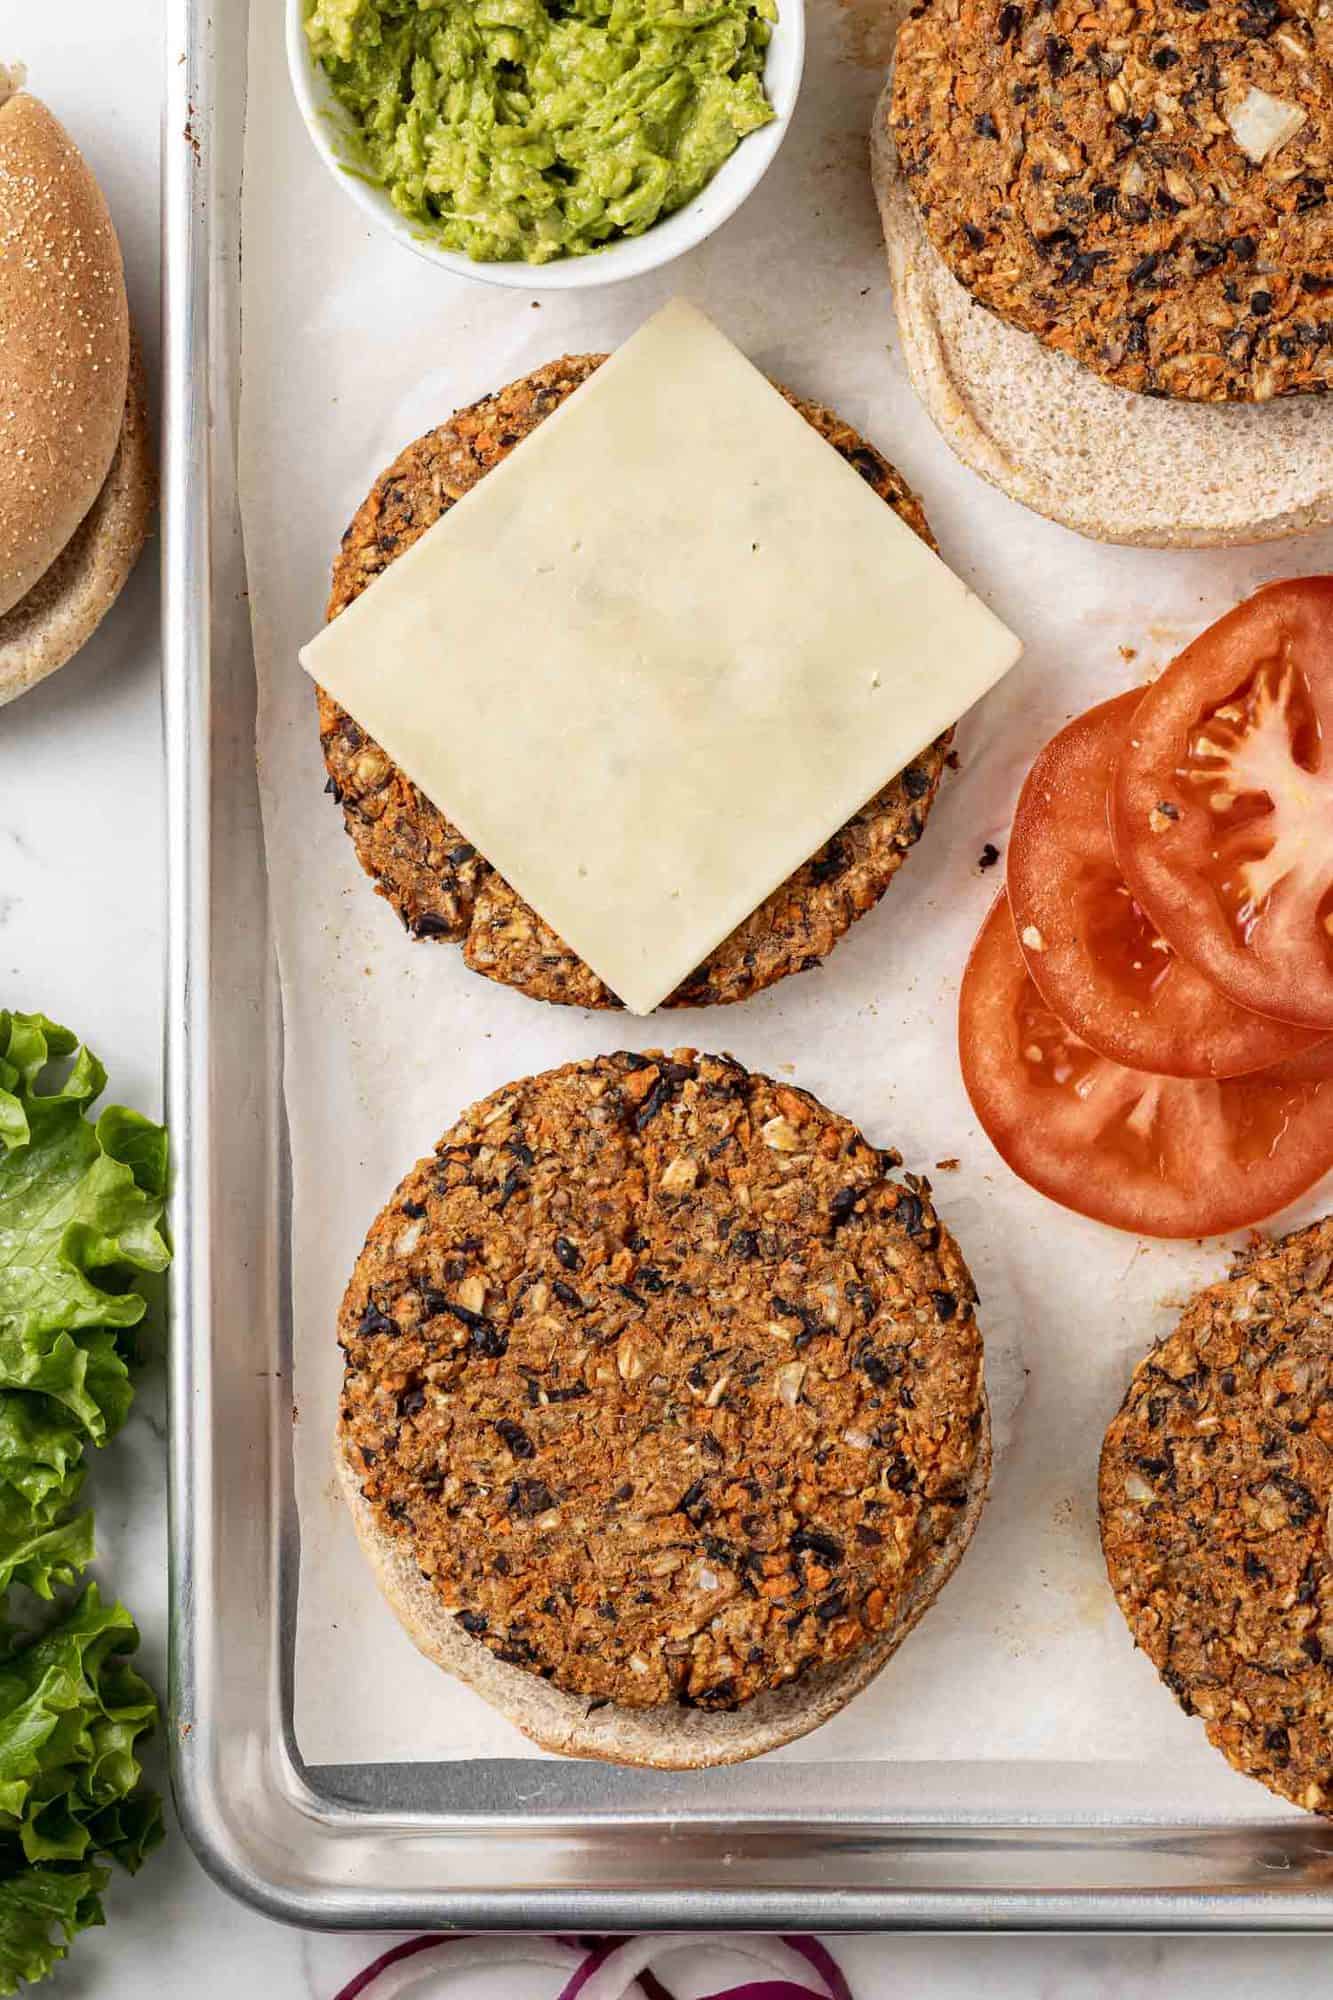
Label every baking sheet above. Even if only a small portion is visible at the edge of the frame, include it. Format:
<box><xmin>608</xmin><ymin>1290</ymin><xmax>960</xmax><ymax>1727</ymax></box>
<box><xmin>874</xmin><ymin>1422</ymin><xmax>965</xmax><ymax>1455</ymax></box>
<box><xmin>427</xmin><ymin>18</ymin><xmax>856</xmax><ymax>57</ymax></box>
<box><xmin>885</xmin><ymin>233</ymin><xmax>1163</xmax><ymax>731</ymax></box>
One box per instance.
<box><xmin>239</xmin><ymin>0</ymin><xmax>1333</xmax><ymax>1782</ymax></box>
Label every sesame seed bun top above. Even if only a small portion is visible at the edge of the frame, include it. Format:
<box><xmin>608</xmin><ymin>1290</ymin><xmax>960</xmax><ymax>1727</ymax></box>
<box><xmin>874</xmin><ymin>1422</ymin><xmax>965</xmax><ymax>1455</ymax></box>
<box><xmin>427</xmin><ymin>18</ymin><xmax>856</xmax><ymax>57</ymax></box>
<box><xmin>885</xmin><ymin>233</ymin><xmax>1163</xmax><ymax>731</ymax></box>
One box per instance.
<box><xmin>0</xmin><ymin>89</ymin><xmax>129</xmax><ymax>617</ymax></box>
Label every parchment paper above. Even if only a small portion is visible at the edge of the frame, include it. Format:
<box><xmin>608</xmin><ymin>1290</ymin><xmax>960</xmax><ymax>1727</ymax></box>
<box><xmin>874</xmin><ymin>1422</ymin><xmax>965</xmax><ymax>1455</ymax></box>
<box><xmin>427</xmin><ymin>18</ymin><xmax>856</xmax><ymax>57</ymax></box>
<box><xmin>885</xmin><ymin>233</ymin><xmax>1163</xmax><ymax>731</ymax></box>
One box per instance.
<box><xmin>240</xmin><ymin>0</ymin><xmax>1333</xmax><ymax>1782</ymax></box>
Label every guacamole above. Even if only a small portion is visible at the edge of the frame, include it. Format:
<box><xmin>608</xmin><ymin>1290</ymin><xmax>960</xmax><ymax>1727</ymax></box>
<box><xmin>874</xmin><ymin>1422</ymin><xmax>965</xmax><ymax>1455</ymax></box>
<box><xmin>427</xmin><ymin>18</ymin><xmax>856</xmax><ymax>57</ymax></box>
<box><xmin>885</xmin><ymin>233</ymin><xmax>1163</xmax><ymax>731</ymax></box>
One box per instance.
<box><xmin>305</xmin><ymin>0</ymin><xmax>777</xmax><ymax>264</ymax></box>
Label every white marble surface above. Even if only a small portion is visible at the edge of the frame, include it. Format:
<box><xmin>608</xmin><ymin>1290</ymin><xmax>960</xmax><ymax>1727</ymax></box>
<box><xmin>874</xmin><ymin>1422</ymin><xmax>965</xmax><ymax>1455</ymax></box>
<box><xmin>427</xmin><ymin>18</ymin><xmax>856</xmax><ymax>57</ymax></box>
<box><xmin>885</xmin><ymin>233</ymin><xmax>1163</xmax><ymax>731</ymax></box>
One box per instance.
<box><xmin>1</xmin><ymin>0</ymin><xmax>1330</xmax><ymax>1992</ymax></box>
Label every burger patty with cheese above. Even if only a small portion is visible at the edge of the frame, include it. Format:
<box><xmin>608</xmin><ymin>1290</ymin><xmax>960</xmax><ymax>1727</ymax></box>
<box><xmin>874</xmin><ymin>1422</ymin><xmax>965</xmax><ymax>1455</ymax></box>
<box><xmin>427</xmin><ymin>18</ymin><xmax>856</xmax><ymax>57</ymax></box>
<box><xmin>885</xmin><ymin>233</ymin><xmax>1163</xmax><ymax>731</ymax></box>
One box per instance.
<box><xmin>0</xmin><ymin>70</ymin><xmax>153</xmax><ymax>705</ymax></box>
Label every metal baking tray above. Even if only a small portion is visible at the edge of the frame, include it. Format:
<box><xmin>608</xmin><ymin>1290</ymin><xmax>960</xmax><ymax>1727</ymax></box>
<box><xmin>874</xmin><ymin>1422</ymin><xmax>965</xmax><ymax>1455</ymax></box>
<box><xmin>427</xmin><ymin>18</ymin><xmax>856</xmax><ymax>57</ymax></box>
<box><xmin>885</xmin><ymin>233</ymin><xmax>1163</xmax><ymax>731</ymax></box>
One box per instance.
<box><xmin>162</xmin><ymin>0</ymin><xmax>1333</xmax><ymax>1930</ymax></box>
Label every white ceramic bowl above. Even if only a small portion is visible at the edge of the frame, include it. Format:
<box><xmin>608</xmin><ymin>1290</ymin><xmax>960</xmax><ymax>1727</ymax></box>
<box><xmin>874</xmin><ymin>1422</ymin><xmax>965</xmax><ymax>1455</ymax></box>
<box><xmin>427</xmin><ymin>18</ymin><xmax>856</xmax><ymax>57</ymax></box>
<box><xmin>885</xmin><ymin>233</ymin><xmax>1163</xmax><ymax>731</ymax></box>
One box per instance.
<box><xmin>286</xmin><ymin>0</ymin><xmax>804</xmax><ymax>290</ymax></box>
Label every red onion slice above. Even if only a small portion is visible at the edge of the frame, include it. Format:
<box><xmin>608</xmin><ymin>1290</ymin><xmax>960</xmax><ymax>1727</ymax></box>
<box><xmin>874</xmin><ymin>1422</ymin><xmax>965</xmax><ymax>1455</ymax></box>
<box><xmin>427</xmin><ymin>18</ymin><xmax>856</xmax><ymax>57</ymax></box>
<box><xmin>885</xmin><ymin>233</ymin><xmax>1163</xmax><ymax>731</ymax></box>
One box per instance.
<box><xmin>333</xmin><ymin>1932</ymin><xmax>851</xmax><ymax>2000</ymax></box>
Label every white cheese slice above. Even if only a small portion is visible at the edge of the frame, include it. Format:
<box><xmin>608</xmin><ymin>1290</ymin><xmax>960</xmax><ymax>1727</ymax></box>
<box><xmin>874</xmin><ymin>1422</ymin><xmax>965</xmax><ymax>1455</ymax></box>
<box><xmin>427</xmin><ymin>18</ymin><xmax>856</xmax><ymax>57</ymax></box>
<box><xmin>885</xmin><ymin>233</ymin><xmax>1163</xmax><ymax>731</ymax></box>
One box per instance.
<box><xmin>301</xmin><ymin>299</ymin><xmax>1022</xmax><ymax>1014</ymax></box>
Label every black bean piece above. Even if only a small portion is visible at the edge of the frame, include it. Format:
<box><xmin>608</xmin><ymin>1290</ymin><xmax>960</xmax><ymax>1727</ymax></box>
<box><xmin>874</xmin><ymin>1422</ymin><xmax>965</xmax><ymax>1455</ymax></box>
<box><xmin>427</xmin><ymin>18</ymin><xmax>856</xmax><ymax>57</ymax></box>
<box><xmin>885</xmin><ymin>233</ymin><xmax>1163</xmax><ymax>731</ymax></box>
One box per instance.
<box><xmin>1272</xmin><ymin>1472</ymin><xmax>1317</xmax><ymax>1524</ymax></box>
<box><xmin>974</xmin><ymin>112</ymin><xmax>999</xmax><ymax>139</ymax></box>
<box><xmin>1061</xmin><ymin>250</ymin><xmax>1109</xmax><ymax>286</ymax></box>
<box><xmin>552</xmin><ymin>1279</ymin><xmax>584</xmax><ymax>1311</ymax></box>
<box><xmin>772</xmin><ymin>1295</ymin><xmax>824</xmax><ymax>1340</ymax></box>
<box><xmin>931</xmin><ymin>1290</ymin><xmax>959</xmax><ymax>1322</ymax></box>
<box><xmin>401</xmin><ymin>1198</ymin><xmax>427</xmax><ymax>1219</ymax></box>
<box><xmin>963</xmin><ymin>222</ymin><xmax>986</xmax><ymax>249</ymax></box>
<box><xmin>553</xmin><ymin>1235</ymin><xmax>581</xmax><ymax>1271</ymax></box>
<box><xmin>633</xmin><ymin>1078</ymin><xmax>670</xmax><ymax>1131</ymax></box>
<box><xmin>495</xmin><ymin>1169</ymin><xmax>525</xmax><ymax>1211</ymax></box>
<box><xmin>686</xmin><ymin>1679</ymin><xmax>738</xmax><ymax>1710</ymax></box>
<box><xmin>857</xmin><ymin>1345</ymin><xmax>894</xmax><ymax>1388</ymax></box>
<box><xmin>1151</xmin><ymin>45</ymin><xmax>1180</xmax><ymax>66</ymax></box>
<box><xmin>1045</xmin><ymin>34</ymin><xmax>1071</xmax><ymax>73</ymax></box>
<box><xmin>830</xmin><ymin>1185</ymin><xmax>862</xmax><ymax>1228</ymax></box>
<box><xmin>791</xmin><ymin>1528</ymin><xmax>843</xmax><ymax>1565</ymax></box>
<box><xmin>412</xmin><ymin>912</ymin><xmax>453</xmax><ymax>938</ymax></box>
<box><xmin>1240</xmin><ymin>0</ymin><xmax>1280</xmax><ymax>33</ymax></box>
<box><xmin>1251</xmin><ymin>291</ymin><xmax>1273</xmax><ymax>316</ymax></box>
<box><xmin>459</xmin><ymin>1609</ymin><xmax>488</xmax><ymax>1636</ymax></box>
<box><xmin>1130</xmin><ymin>253</ymin><xmax>1159</xmax><ymax>285</ymax></box>
<box><xmin>639</xmin><ymin>1268</ymin><xmax>667</xmax><ymax>1293</ymax></box>
<box><xmin>470</xmin><ymin>1319</ymin><xmax>508</xmax><ymax>1358</ymax></box>
<box><xmin>815</xmin><ymin>1593</ymin><xmax>847</xmax><ymax>1624</ymax></box>
<box><xmin>901</xmin><ymin>764</ymin><xmax>931</xmax><ymax>800</ymax></box>
<box><xmin>997</xmin><ymin>3</ymin><xmax>1021</xmax><ymax>39</ymax></box>
<box><xmin>397</xmin><ymin>1387</ymin><xmax>426</xmax><ymax>1418</ymax></box>
<box><xmin>1230</xmin><ymin>234</ymin><xmax>1257</xmax><ymax>262</ymax></box>
<box><xmin>496</xmin><ymin>1418</ymin><xmax>535</xmax><ymax>1459</ymax></box>
<box><xmin>357</xmin><ymin>1301</ymin><xmax>398</xmax><ymax>1338</ymax></box>
<box><xmin>883</xmin><ymin>1456</ymin><xmax>919</xmax><ymax>1494</ymax></box>
<box><xmin>508</xmin><ymin>1477</ymin><xmax>555</xmax><ymax>1518</ymax></box>
<box><xmin>434</xmin><ymin>1294</ymin><xmax>491</xmax><ymax>1333</ymax></box>
<box><xmin>895</xmin><ymin>1190</ymin><xmax>932</xmax><ymax>1241</ymax></box>
<box><xmin>447</xmin><ymin>842</ymin><xmax>476</xmax><ymax>865</ymax></box>
<box><xmin>809</xmin><ymin>839</ymin><xmax>850</xmax><ymax>885</ymax></box>
<box><xmin>847</xmin><ymin>447</ymin><xmax>887</xmax><ymax>489</ymax></box>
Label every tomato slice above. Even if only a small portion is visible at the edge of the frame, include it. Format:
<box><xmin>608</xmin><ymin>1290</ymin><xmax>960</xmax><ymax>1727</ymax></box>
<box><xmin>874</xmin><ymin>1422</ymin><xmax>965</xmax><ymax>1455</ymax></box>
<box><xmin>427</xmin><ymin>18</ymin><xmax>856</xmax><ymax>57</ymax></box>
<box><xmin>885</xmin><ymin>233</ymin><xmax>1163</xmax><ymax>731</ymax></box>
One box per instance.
<box><xmin>958</xmin><ymin>894</ymin><xmax>1333</xmax><ymax>1239</ymax></box>
<box><xmin>1008</xmin><ymin>692</ymin><xmax>1322</xmax><ymax>1079</ymax></box>
<box><xmin>1113</xmin><ymin>578</ymin><xmax>1333</xmax><ymax>1033</ymax></box>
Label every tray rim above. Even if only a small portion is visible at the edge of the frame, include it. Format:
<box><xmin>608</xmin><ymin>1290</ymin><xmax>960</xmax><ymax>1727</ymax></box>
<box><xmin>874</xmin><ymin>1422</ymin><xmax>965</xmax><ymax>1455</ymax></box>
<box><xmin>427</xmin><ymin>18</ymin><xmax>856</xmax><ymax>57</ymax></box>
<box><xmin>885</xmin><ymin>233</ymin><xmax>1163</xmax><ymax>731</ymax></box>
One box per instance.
<box><xmin>163</xmin><ymin>0</ymin><xmax>1333</xmax><ymax>1931</ymax></box>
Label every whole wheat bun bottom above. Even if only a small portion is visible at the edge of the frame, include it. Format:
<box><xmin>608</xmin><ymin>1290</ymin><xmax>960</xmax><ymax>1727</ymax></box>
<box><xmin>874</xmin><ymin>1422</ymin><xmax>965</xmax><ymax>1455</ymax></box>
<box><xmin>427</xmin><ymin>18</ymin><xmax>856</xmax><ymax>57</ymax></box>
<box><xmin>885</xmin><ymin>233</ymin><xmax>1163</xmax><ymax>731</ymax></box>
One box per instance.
<box><xmin>871</xmin><ymin>78</ymin><xmax>1333</xmax><ymax>550</ymax></box>
<box><xmin>338</xmin><ymin>1393</ymin><xmax>991</xmax><ymax>1769</ymax></box>
<box><xmin>0</xmin><ymin>329</ymin><xmax>154</xmax><ymax>707</ymax></box>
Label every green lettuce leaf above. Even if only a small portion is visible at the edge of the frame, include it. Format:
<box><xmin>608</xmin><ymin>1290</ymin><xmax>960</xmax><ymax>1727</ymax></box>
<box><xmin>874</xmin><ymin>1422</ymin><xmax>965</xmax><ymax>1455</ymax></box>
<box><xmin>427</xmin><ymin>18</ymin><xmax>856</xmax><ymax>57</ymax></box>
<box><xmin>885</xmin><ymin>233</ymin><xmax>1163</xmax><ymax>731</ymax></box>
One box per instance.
<box><xmin>0</xmin><ymin>1012</ymin><xmax>165</xmax><ymax>1986</ymax></box>
<box><xmin>0</xmin><ymin>1014</ymin><xmax>167</xmax><ymax>1435</ymax></box>
<box><xmin>0</xmin><ymin>1866</ymin><xmax>105</xmax><ymax>1996</ymax></box>
<box><xmin>0</xmin><ymin>1517</ymin><xmax>95</xmax><ymax>1608</ymax></box>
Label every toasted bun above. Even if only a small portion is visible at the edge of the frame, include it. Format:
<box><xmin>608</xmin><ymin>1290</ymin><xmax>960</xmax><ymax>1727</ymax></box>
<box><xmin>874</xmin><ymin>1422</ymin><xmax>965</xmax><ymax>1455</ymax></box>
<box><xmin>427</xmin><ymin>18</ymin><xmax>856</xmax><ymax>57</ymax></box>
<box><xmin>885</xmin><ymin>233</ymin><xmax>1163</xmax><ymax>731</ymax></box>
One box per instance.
<box><xmin>338</xmin><ymin>1394</ymin><xmax>990</xmax><ymax>1769</ymax></box>
<box><xmin>0</xmin><ymin>329</ymin><xmax>153</xmax><ymax>708</ymax></box>
<box><xmin>871</xmin><ymin>73</ymin><xmax>1333</xmax><ymax>549</ymax></box>
<box><xmin>0</xmin><ymin>91</ymin><xmax>130</xmax><ymax>615</ymax></box>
